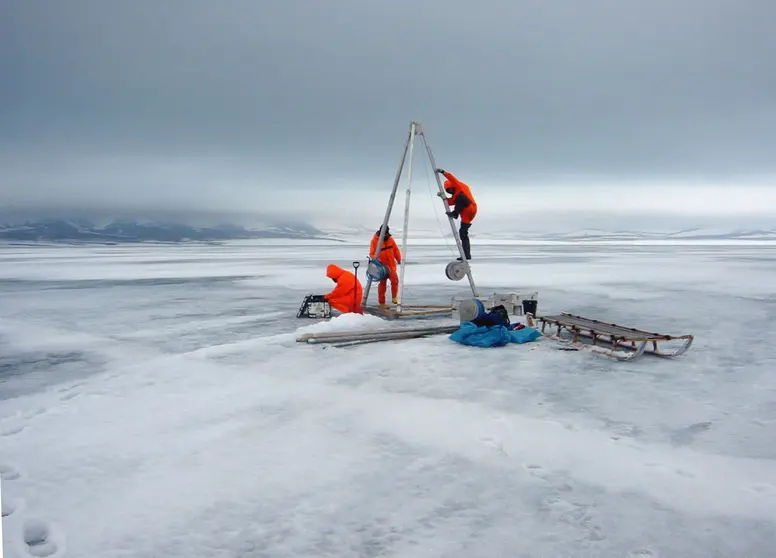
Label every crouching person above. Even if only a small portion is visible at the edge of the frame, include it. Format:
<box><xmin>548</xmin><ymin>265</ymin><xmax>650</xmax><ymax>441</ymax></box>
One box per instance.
<box><xmin>324</xmin><ymin>264</ymin><xmax>363</xmax><ymax>314</ymax></box>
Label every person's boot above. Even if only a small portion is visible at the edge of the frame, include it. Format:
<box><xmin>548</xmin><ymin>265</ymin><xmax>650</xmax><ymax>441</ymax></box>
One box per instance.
<box><xmin>461</xmin><ymin>234</ymin><xmax>472</xmax><ymax>260</ymax></box>
<box><xmin>392</xmin><ymin>297</ymin><xmax>399</xmax><ymax>305</ymax></box>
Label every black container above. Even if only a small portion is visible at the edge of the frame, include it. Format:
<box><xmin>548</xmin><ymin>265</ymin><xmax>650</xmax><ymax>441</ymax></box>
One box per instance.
<box><xmin>522</xmin><ymin>299</ymin><xmax>538</xmax><ymax>315</ymax></box>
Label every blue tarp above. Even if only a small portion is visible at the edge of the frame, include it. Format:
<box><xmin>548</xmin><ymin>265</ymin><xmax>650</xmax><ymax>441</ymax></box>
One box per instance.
<box><xmin>448</xmin><ymin>321</ymin><xmax>543</xmax><ymax>348</ymax></box>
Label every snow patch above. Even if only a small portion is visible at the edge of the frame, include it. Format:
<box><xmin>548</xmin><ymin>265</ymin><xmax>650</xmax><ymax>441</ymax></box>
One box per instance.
<box><xmin>589</xmin><ymin>346</ymin><xmax>635</xmax><ymax>359</ymax></box>
<box><xmin>295</xmin><ymin>313</ymin><xmax>389</xmax><ymax>335</ymax></box>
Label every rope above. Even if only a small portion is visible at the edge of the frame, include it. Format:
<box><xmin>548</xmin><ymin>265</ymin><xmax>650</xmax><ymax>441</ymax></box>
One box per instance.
<box><xmin>422</xmin><ymin>156</ymin><xmax>458</xmax><ymax>258</ymax></box>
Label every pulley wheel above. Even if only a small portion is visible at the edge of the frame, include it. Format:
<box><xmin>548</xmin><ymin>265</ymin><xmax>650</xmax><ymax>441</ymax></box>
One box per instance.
<box><xmin>445</xmin><ymin>260</ymin><xmax>467</xmax><ymax>281</ymax></box>
<box><xmin>367</xmin><ymin>259</ymin><xmax>388</xmax><ymax>281</ymax></box>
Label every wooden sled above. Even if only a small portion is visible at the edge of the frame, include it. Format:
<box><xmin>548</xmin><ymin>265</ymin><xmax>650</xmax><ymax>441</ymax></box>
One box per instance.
<box><xmin>537</xmin><ymin>312</ymin><xmax>694</xmax><ymax>362</ymax></box>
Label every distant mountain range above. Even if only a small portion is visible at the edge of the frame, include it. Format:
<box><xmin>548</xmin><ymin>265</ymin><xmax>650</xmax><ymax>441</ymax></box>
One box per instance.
<box><xmin>322</xmin><ymin>226</ymin><xmax>776</xmax><ymax>242</ymax></box>
<box><xmin>0</xmin><ymin>219</ymin><xmax>339</xmax><ymax>243</ymax></box>
<box><xmin>499</xmin><ymin>227</ymin><xmax>776</xmax><ymax>241</ymax></box>
<box><xmin>1</xmin><ymin>219</ymin><xmax>775</xmax><ymax>243</ymax></box>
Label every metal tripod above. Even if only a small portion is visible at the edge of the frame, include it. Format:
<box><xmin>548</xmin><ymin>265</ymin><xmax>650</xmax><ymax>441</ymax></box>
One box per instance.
<box><xmin>361</xmin><ymin>121</ymin><xmax>479</xmax><ymax>311</ymax></box>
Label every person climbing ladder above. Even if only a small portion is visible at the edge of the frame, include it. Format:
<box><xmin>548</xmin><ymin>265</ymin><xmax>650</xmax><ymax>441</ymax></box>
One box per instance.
<box><xmin>368</xmin><ymin>225</ymin><xmax>402</xmax><ymax>306</ymax></box>
<box><xmin>435</xmin><ymin>168</ymin><xmax>477</xmax><ymax>260</ymax></box>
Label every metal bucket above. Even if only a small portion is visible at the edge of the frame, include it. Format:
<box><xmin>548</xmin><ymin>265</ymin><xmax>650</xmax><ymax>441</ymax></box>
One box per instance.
<box><xmin>522</xmin><ymin>299</ymin><xmax>538</xmax><ymax>316</ymax></box>
<box><xmin>457</xmin><ymin>298</ymin><xmax>486</xmax><ymax>323</ymax></box>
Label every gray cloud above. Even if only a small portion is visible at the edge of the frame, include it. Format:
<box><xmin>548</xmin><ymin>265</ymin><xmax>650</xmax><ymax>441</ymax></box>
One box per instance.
<box><xmin>2</xmin><ymin>0</ymin><xmax>776</xmax><ymax>219</ymax></box>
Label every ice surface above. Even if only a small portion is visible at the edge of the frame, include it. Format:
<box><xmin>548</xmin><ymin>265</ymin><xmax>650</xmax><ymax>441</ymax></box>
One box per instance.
<box><xmin>1</xmin><ymin>239</ymin><xmax>776</xmax><ymax>557</ymax></box>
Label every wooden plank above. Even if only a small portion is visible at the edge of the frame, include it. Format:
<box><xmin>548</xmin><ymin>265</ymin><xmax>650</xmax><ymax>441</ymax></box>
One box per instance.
<box><xmin>365</xmin><ymin>305</ymin><xmax>453</xmax><ymax>319</ymax></box>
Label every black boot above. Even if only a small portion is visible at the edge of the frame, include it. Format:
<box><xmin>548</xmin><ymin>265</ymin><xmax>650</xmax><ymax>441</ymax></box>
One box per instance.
<box><xmin>459</xmin><ymin>223</ymin><xmax>472</xmax><ymax>260</ymax></box>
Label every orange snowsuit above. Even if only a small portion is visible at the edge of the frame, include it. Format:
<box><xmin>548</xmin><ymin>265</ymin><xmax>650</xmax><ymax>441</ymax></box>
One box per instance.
<box><xmin>324</xmin><ymin>264</ymin><xmax>363</xmax><ymax>314</ymax></box>
<box><xmin>441</xmin><ymin>170</ymin><xmax>478</xmax><ymax>260</ymax></box>
<box><xmin>441</xmin><ymin>171</ymin><xmax>478</xmax><ymax>224</ymax></box>
<box><xmin>369</xmin><ymin>231</ymin><xmax>402</xmax><ymax>304</ymax></box>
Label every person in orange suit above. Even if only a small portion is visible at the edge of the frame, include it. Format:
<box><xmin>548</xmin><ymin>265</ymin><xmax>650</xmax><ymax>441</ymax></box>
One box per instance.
<box><xmin>436</xmin><ymin>168</ymin><xmax>477</xmax><ymax>260</ymax></box>
<box><xmin>324</xmin><ymin>264</ymin><xmax>363</xmax><ymax>314</ymax></box>
<box><xmin>369</xmin><ymin>225</ymin><xmax>402</xmax><ymax>306</ymax></box>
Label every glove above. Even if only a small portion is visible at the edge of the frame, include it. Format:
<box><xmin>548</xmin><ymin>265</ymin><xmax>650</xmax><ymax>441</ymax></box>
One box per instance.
<box><xmin>436</xmin><ymin>191</ymin><xmax>446</xmax><ymax>199</ymax></box>
<box><xmin>435</xmin><ymin>168</ymin><xmax>445</xmax><ymax>174</ymax></box>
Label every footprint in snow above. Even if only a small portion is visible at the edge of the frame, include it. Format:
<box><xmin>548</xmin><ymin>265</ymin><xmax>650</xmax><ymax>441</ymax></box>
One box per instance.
<box><xmin>2</xmin><ymin>494</ymin><xmax>27</xmax><ymax>520</ymax></box>
<box><xmin>22</xmin><ymin>407</ymin><xmax>47</xmax><ymax>420</ymax></box>
<box><xmin>23</xmin><ymin>518</ymin><xmax>64</xmax><ymax>558</ymax></box>
<box><xmin>1</xmin><ymin>422</ymin><xmax>26</xmax><ymax>436</ymax></box>
<box><xmin>0</xmin><ymin>461</ymin><xmax>22</xmax><ymax>481</ymax></box>
<box><xmin>670</xmin><ymin>421</ymin><xmax>712</xmax><ymax>446</ymax></box>
<box><xmin>57</xmin><ymin>381</ymin><xmax>85</xmax><ymax>394</ymax></box>
<box><xmin>0</xmin><ymin>462</ymin><xmax>65</xmax><ymax>556</ymax></box>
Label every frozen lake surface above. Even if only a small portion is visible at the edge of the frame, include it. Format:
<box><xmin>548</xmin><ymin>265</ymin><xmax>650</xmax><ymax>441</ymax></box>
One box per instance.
<box><xmin>1</xmin><ymin>239</ymin><xmax>776</xmax><ymax>557</ymax></box>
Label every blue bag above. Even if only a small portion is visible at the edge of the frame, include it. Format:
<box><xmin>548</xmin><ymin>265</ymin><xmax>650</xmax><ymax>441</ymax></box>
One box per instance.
<box><xmin>449</xmin><ymin>321</ymin><xmax>542</xmax><ymax>348</ymax></box>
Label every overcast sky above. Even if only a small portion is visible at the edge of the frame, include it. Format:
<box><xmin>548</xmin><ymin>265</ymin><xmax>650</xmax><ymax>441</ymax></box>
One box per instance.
<box><xmin>1</xmin><ymin>0</ymin><xmax>775</xmax><ymax>230</ymax></box>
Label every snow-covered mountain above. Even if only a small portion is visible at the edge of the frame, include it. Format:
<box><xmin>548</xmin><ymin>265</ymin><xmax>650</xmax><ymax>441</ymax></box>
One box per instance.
<box><xmin>662</xmin><ymin>227</ymin><xmax>776</xmax><ymax>240</ymax></box>
<box><xmin>533</xmin><ymin>227</ymin><xmax>776</xmax><ymax>241</ymax></box>
<box><xmin>3</xmin><ymin>216</ymin><xmax>774</xmax><ymax>244</ymax></box>
<box><xmin>320</xmin><ymin>225</ymin><xmax>776</xmax><ymax>242</ymax></box>
<box><xmin>0</xmin><ymin>218</ymin><xmax>340</xmax><ymax>243</ymax></box>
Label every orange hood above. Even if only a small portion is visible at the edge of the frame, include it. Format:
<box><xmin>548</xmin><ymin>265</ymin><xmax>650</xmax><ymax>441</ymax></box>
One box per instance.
<box><xmin>326</xmin><ymin>264</ymin><xmax>345</xmax><ymax>280</ymax></box>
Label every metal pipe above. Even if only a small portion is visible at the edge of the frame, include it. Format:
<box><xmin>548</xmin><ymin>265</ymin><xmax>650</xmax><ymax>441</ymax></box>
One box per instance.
<box><xmin>397</xmin><ymin>122</ymin><xmax>417</xmax><ymax>311</ymax></box>
<box><xmin>303</xmin><ymin>327</ymin><xmax>459</xmax><ymax>344</ymax></box>
<box><xmin>297</xmin><ymin>324</ymin><xmax>458</xmax><ymax>342</ymax></box>
<box><xmin>331</xmin><ymin>330</ymin><xmax>454</xmax><ymax>348</ymax></box>
<box><xmin>418</xmin><ymin>126</ymin><xmax>479</xmax><ymax>297</ymax></box>
<box><xmin>361</xmin><ymin>123</ymin><xmax>413</xmax><ymax>307</ymax></box>
<box><xmin>352</xmin><ymin>260</ymin><xmax>360</xmax><ymax>312</ymax></box>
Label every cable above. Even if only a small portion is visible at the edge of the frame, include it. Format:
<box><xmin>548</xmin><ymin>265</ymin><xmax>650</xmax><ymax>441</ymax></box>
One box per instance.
<box><xmin>423</xmin><ymin>155</ymin><xmax>457</xmax><ymax>258</ymax></box>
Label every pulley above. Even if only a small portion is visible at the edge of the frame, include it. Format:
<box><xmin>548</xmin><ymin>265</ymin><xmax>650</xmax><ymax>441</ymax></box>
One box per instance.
<box><xmin>367</xmin><ymin>259</ymin><xmax>389</xmax><ymax>282</ymax></box>
<box><xmin>444</xmin><ymin>260</ymin><xmax>468</xmax><ymax>281</ymax></box>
